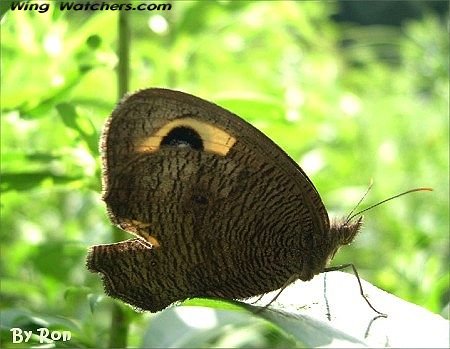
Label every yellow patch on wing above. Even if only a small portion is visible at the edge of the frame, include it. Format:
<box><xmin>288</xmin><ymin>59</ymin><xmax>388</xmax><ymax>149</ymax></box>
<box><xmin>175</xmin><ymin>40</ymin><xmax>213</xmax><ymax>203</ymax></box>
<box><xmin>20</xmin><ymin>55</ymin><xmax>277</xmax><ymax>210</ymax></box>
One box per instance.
<box><xmin>135</xmin><ymin>117</ymin><xmax>236</xmax><ymax>156</ymax></box>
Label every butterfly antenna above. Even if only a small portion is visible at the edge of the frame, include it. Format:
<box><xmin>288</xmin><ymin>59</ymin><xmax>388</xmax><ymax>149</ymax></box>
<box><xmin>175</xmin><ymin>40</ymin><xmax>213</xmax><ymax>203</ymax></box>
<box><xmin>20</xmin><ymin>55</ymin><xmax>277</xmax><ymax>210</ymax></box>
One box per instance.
<box><xmin>345</xmin><ymin>179</ymin><xmax>374</xmax><ymax>224</ymax></box>
<box><xmin>347</xmin><ymin>187</ymin><xmax>433</xmax><ymax>222</ymax></box>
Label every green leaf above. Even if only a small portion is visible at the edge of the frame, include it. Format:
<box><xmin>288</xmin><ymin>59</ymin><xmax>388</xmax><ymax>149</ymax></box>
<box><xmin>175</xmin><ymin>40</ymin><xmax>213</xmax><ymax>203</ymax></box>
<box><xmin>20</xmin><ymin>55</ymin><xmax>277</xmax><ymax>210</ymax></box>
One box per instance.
<box><xmin>0</xmin><ymin>172</ymin><xmax>82</xmax><ymax>192</ymax></box>
<box><xmin>30</xmin><ymin>242</ymin><xmax>86</xmax><ymax>283</ymax></box>
<box><xmin>0</xmin><ymin>308</ymin><xmax>79</xmax><ymax>331</ymax></box>
<box><xmin>181</xmin><ymin>297</ymin><xmax>245</xmax><ymax>311</ymax></box>
<box><xmin>141</xmin><ymin>305</ymin><xmax>298</xmax><ymax>348</ymax></box>
<box><xmin>215</xmin><ymin>94</ymin><xmax>285</xmax><ymax>123</ymax></box>
<box><xmin>143</xmin><ymin>272</ymin><xmax>449</xmax><ymax>348</ymax></box>
<box><xmin>17</xmin><ymin>73</ymin><xmax>92</xmax><ymax>119</ymax></box>
<box><xmin>86</xmin><ymin>35</ymin><xmax>102</xmax><ymax>49</ymax></box>
<box><xmin>87</xmin><ymin>294</ymin><xmax>104</xmax><ymax>314</ymax></box>
<box><xmin>0</xmin><ymin>0</ymin><xmax>15</xmax><ymax>20</ymax></box>
<box><xmin>244</xmin><ymin>272</ymin><xmax>449</xmax><ymax>348</ymax></box>
<box><xmin>55</xmin><ymin>103</ymin><xmax>99</xmax><ymax>157</ymax></box>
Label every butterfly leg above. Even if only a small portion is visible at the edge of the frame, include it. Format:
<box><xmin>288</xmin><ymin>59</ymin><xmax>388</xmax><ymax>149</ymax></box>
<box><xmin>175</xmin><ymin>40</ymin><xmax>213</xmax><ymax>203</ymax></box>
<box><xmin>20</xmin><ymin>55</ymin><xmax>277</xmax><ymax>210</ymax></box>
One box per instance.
<box><xmin>323</xmin><ymin>263</ymin><xmax>387</xmax><ymax>317</ymax></box>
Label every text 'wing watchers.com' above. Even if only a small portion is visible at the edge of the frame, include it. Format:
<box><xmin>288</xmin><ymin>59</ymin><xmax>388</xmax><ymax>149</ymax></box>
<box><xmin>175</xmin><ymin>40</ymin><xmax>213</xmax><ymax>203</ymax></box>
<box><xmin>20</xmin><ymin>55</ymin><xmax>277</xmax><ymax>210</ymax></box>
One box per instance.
<box><xmin>9</xmin><ymin>1</ymin><xmax>172</xmax><ymax>14</ymax></box>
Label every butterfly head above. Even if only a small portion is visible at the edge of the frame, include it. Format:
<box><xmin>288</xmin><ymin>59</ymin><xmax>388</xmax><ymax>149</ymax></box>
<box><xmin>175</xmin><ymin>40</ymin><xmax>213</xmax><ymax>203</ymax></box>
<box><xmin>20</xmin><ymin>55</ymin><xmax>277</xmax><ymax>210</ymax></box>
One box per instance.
<box><xmin>328</xmin><ymin>216</ymin><xmax>363</xmax><ymax>260</ymax></box>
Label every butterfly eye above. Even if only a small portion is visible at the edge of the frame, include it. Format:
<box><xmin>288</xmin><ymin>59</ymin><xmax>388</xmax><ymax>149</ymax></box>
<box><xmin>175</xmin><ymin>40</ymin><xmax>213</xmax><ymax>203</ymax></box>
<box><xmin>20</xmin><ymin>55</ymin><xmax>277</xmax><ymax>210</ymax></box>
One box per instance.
<box><xmin>161</xmin><ymin>126</ymin><xmax>203</xmax><ymax>150</ymax></box>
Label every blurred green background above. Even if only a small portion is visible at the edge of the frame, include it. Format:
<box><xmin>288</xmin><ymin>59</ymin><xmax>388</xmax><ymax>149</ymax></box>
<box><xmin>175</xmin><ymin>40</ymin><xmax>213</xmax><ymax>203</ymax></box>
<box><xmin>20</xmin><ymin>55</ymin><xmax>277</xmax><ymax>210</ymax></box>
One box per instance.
<box><xmin>1</xmin><ymin>1</ymin><xmax>448</xmax><ymax>347</ymax></box>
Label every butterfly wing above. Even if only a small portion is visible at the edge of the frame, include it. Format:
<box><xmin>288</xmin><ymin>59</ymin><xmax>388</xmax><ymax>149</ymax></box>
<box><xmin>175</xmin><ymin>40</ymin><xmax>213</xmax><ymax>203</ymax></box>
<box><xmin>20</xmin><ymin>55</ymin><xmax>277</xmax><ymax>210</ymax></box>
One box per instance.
<box><xmin>90</xmin><ymin>88</ymin><xmax>331</xmax><ymax>310</ymax></box>
<box><xmin>87</xmin><ymin>239</ymin><xmax>186</xmax><ymax>312</ymax></box>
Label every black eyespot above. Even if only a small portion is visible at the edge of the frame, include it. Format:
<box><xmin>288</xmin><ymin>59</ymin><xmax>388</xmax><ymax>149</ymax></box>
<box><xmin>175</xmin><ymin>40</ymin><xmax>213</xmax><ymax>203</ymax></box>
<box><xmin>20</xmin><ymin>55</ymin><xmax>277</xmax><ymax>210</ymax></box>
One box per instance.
<box><xmin>161</xmin><ymin>126</ymin><xmax>203</xmax><ymax>151</ymax></box>
<box><xmin>192</xmin><ymin>194</ymin><xmax>208</xmax><ymax>205</ymax></box>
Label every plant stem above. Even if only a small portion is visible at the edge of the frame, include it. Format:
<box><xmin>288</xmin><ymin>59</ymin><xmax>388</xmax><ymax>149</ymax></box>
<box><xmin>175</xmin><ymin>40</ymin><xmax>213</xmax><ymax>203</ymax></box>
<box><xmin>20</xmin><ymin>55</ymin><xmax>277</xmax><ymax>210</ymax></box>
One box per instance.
<box><xmin>108</xmin><ymin>302</ymin><xmax>129</xmax><ymax>348</ymax></box>
<box><xmin>108</xmin><ymin>8</ymin><xmax>131</xmax><ymax>349</ymax></box>
<box><xmin>117</xmin><ymin>7</ymin><xmax>130</xmax><ymax>98</ymax></box>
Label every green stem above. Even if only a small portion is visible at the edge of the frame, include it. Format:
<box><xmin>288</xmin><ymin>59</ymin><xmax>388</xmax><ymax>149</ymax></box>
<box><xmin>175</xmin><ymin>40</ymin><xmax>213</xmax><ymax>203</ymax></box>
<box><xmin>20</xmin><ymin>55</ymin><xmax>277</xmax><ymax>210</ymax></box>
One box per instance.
<box><xmin>108</xmin><ymin>8</ymin><xmax>131</xmax><ymax>349</ymax></box>
<box><xmin>108</xmin><ymin>302</ymin><xmax>129</xmax><ymax>348</ymax></box>
<box><xmin>117</xmin><ymin>7</ymin><xmax>130</xmax><ymax>98</ymax></box>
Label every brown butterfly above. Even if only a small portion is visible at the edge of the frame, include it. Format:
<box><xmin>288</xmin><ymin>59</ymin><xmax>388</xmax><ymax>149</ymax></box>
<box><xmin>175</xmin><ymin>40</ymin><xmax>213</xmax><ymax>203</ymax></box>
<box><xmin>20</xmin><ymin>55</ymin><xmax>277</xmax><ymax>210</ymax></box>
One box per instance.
<box><xmin>87</xmin><ymin>88</ymin><xmax>430</xmax><ymax>313</ymax></box>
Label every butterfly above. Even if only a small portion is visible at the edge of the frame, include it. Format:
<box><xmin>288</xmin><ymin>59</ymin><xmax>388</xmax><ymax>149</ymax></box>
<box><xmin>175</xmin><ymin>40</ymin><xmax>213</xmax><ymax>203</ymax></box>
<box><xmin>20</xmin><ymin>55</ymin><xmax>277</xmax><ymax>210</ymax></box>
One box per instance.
<box><xmin>87</xmin><ymin>88</ymin><xmax>429</xmax><ymax>313</ymax></box>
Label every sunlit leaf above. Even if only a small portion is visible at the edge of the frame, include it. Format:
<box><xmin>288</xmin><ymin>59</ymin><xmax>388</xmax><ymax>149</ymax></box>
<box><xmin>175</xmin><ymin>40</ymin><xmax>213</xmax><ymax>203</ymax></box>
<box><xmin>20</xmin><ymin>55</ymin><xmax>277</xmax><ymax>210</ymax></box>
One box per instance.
<box><xmin>56</xmin><ymin>103</ymin><xmax>99</xmax><ymax>156</ymax></box>
<box><xmin>0</xmin><ymin>172</ymin><xmax>82</xmax><ymax>192</ymax></box>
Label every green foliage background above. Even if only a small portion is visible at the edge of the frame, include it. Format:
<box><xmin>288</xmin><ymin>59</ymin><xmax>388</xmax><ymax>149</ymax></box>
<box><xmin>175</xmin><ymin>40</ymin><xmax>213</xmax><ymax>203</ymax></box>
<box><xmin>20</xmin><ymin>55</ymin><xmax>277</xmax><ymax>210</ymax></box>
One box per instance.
<box><xmin>1</xmin><ymin>1</ymin><xmax>448</xmax><ymax>347</ymax></box>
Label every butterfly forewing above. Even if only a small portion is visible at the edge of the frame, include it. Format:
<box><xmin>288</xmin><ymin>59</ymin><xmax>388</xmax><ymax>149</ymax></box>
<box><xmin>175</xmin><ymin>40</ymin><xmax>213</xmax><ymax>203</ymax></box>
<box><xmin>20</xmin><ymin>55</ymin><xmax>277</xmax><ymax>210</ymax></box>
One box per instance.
<box><xmin>89</xmin><ymin>88</ymin><xmax>332</xmax><ymax>311</ymax></box>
